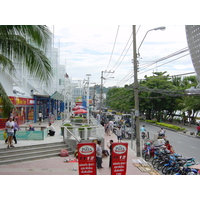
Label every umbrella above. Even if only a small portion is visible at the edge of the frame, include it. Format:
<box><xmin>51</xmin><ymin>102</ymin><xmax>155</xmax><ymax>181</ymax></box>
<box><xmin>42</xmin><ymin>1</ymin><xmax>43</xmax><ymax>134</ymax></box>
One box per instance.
<box><xmin>72</xmin><ymin>106</ymin><xmax>86</xmax><ymax>111</ymax></box>
<box><xmin>74</xmin><ymin>109</ymin><xmax>87</xmax><ymax>114</ymax></box>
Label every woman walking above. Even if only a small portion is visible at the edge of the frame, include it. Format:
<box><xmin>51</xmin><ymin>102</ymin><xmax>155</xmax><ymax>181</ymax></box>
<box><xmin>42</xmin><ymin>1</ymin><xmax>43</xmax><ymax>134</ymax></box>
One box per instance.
<box><xmin>13</xmin><ymin>118</ymin><xmax>20</xmax><ymax>144</ymax></box>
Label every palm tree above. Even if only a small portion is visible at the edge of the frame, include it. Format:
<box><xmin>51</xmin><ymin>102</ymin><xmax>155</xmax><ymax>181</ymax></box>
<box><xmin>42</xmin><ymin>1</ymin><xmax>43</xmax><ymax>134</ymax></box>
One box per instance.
<box><xmin>0</xmin><ymin>25</ymin><xmax>53</xmax><ymax>117</ymax></box>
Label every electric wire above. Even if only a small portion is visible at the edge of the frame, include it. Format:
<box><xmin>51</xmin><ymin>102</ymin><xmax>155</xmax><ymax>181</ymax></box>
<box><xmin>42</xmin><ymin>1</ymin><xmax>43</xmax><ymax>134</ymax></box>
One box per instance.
<box><xmin>105</xmin><ymin>25</ymin><xmax>120</xmax><ymax>71</ymax></box>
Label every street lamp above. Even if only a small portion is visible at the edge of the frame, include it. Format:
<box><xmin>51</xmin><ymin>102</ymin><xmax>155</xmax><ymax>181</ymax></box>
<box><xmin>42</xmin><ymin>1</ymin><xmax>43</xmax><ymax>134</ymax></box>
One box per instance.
<box><xmin>86</xmin><ymin>74</ymin><xmax>91</xmax><ymax>124</ymax></box>
<box><xmin>132</xmin><ymin>25</ymin><xmax>166</xmax><ymax>157</ymax></box>
<box><xmin>137</xmin><ymin>26</ymin><xmax>166</xmax><ymax>57</ymax></box>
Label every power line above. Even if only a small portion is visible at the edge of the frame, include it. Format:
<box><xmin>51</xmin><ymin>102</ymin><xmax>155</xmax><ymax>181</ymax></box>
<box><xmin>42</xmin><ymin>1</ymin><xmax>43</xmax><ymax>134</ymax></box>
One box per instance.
<box><xmin>105</xmin><ymin>25</ymin><xmax>120</xmax><ymax>71</ymax></box>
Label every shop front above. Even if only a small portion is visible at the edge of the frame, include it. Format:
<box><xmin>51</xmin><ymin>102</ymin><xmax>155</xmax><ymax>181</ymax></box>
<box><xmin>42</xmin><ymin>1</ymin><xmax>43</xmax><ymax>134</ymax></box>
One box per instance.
<box><xmin>0</xmin><ymin>96</ymin><xmax>34</xmax><ymax>129</ymax></box>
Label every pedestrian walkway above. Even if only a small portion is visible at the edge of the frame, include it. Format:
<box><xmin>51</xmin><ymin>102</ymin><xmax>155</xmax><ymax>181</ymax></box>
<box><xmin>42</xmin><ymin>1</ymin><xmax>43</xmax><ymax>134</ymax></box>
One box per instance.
<box><xmin>0</xmin><ymin>119</ymin><xmax>154</xmax><ymax>175</ymax></box>
<box><xmin>0</xmin><ymin>119</ymin><xmax>64</xmax><ymax>148</ymax></box>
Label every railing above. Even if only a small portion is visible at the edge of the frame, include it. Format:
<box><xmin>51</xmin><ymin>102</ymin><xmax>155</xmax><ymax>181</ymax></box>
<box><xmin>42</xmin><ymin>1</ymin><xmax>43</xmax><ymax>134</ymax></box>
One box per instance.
<box><xmin>61</xmin><ymin>125</ymin><xmax>105</xmax><ymax>142</ymax></box>
<box><xmin>61</xmin><ymin>126</ymin><xmax>81</xmax><ymax>143</ymax></box>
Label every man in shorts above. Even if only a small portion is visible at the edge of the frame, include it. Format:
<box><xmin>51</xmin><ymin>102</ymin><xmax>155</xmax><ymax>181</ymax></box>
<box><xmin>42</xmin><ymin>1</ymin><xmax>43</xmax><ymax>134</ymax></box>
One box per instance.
<box><xmin>5</xmin><ymin>117</ymin><xmax>15</xmax><ymax>148</ymax></box>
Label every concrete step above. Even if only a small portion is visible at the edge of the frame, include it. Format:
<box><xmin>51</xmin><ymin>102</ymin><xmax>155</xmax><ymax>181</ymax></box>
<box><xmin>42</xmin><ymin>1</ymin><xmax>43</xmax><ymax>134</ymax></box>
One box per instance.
<box><xmin>0</xmin><ymin>143</ymin><xmax>67</xmax><ymax>156</ymax></box>
<box><xmin>0</xmin><ymin>142</ymin><xmax>73</xmax><ymax>165</ymax></box>
<box><xmin>0</xmin><ymin>141</ymin><xmax>66</xmax><ymax>152</ymax></box>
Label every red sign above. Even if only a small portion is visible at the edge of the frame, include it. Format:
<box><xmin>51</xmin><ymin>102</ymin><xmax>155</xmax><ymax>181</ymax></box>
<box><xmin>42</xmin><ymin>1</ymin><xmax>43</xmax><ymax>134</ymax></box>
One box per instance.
<box><xmin>8</xmin><ymin>96</ymin><xmax>34</xmax><ymax>105</ymax></box>
<box><xmin>111</xmin><ymin>143</ymin><xmax>128</xmax><ymax>175</ymax></box>
<box><xmin>78</xmin><ymin>143</ymin><xmax>96</xmax><ymax>175</ymax></box>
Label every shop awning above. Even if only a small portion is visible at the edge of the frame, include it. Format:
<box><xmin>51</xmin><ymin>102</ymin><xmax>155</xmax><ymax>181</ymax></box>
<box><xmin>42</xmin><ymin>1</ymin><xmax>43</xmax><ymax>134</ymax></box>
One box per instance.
<box><xmin>50</xmin><ymin>91</ymin><xmax>64</xmax><ymax>101</ymax></box>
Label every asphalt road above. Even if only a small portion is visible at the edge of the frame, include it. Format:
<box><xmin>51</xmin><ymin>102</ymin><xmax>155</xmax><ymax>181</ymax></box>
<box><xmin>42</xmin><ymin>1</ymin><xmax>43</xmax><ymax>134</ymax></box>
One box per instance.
<box><xmin>113</xmin><ymin>114</ymin><xmax>200</xmax><ymax>163</ymax></box>
<box><xmin>138</xmin><ymin>122</ymin><xmax>200</xmax><ymax>164</ymax></box>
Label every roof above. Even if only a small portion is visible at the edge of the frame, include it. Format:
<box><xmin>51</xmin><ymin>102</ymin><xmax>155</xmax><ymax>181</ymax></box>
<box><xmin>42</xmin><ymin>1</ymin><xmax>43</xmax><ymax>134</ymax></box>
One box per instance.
<box><xmin>50</xmin><ymin>91</ymin><xmax>64</xmax><ymax>101</ymax></box>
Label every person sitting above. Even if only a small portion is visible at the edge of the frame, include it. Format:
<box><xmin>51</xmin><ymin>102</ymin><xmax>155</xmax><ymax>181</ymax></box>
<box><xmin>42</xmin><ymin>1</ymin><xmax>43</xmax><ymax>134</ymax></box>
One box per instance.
<box><xmin>158</xmin><ymin>128</ymin><xmax>165</xmax><ymax>137</ymax></box>
<box><xmin>28</xmin><ymin>125</ymin><xmax>35</xmax><ymax>131</ymax></box>
<box><xmin>164</xmin><ymin>140</ymin><xmax>174</xmax><ymax>153</ymax></box>
<box><xmin>47</xmin><ymin>123</ymin><xmax>55</xmax><ymax>136</ymax></box>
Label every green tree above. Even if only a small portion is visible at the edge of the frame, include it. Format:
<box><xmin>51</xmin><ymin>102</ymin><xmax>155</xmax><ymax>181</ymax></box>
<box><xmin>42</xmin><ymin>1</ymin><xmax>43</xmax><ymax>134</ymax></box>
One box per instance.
<box><xmin>0</xmin><ymin>25</ymin><xmax>52</xmax><ymax>116</ymax></box>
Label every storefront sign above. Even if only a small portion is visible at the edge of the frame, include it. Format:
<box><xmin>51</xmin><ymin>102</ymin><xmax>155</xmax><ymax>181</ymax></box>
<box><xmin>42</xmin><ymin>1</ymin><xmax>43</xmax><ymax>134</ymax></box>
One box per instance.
<box><xmin>9</xmin><ymin>96</ymin><xmax>34</xmax><ymax>105</ymax></box>
<box><xmin>78</xmin><ymin>143</ymin><xmax>96</xmax><ymax>175</ymax></box>
<box><xmin>111</xmin><ymin>143</ymin><xmax>128</xmax><ymax>175</ymax></box>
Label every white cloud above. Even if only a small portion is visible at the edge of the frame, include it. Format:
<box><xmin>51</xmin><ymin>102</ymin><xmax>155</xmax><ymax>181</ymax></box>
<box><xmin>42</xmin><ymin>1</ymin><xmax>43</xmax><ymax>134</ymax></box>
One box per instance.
<box><xmin>50</xmin><ymin>25</ymin><xmax>194</xmax><ymax>87</ymax></box>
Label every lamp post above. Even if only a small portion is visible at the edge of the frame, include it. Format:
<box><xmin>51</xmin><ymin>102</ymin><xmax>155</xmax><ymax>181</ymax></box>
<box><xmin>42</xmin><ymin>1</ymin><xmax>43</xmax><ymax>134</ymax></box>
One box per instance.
<box><xmin>86</xmin><ymin>74</ymin><xmax>91</xmax><ymax>124</ymax></box>
<box><xmin>132</xmin><ymin>25</ymin><xmax>166</xmax><ymax>157</ymax></box>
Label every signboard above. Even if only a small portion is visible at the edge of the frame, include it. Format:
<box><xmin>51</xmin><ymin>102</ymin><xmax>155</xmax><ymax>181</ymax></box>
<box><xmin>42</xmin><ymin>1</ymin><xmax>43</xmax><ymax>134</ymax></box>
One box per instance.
<box><xmin>78</xmin><ymin>143</ymin><xmax>96</xmax><ymax>175</ymax></box>
<box><xmin>111</xmin><ymin>143</ymin><xmax>128</xmax><ymax>175</ymax></box>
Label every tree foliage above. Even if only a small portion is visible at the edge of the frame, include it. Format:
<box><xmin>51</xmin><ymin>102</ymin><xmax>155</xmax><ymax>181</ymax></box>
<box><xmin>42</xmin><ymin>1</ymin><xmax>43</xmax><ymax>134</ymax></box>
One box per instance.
<box><xmin>106</xmin><ymin>71</ymin><xmax>200</xmax><ymax>123</ymax></box>
<box><xmin>0</xmin><ymin>25</ymin><xmax>52</xmax><ymax>117</ymax></box>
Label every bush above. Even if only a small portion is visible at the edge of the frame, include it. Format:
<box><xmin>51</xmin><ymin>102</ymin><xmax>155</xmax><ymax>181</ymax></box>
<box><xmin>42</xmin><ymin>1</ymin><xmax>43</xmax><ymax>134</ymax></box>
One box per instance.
<box><xmin>63</xmin><ymin>123</ymin><xmax>73</xmax><ymax>129</ymax></box>
<box><xmin>145</xmin><ymin>120</ymin><xmax>157</xmax><ymax>123</ymax></box>
<box><xmin>71</xmin><ymin>117</ymin><xmax>86</xmax><ymax>123</ymax></box>
<box><xmin>78</xmin><ymin>125</ymin><xmax>91</xmax><ymax>130</ymax></box>
<box><xmin>155</xmin><ymin>122</ymin><xmax>185</xmax><ymax>131</ymax></box>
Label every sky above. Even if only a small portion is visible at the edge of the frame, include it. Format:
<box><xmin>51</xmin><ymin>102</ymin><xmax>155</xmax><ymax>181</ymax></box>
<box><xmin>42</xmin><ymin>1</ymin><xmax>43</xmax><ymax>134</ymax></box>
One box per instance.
<box><xmin>50</xmin><ymin>25</ymin><xmax>194</xmax><ymax>88</ymax></box>
<box><xmin>3</xmin><ymin>0</ymin><xmax>199</xmax><ymax>195</ymax></box>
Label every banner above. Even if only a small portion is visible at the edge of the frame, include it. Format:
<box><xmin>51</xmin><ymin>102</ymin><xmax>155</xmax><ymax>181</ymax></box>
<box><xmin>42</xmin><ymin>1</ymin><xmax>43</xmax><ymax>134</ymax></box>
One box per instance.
<box><xmin>78</xmin><ymin>143</ymin><xmax>96</xmax><ymax>175</ymax></box>
<box><xmin>111</xmin><ymin>143</ymin><xmax>128</xmax><ymax>175</ymax></box>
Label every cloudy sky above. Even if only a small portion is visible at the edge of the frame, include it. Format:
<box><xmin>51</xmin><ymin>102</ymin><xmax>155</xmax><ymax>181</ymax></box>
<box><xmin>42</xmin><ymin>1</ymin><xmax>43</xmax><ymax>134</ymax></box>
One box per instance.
<box><xmin>50</xmin><ymin>25</ymin><xmax>194</xmax><ymax>87</ymax></box>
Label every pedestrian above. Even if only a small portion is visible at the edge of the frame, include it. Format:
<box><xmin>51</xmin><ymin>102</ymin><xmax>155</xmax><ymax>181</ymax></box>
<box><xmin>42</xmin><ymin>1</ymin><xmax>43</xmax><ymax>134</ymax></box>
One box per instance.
<box><xmin>116</xmin><ymin>126</ymin><xmax>122</xmax><ymax>142</ymax></box>
<box><xmin>38</xmin><ymin>111</ymin><xmax>43</xmax><ymax>125</ymax></box>
<box><xmin>196</xmin><ymin>124</ymin><xmax>200</xmax><ymax>136</ymax></box>
<box><xmin>13</xmin><ymin>118</ymin><xmax>20</xmax><ymax>144</ymax></box>
<box><xmin>96</xmin><ymin>140</ymin><xmax>103</xmax><ymax>169</ymax></box>
<box><xmin>107</xmin><ymin>120</ymin><xmax>114</xmax><ymax>136</ymax></box>
<box><xmin>96</xmin><ymin>113</ymin><xmax>100</xmax><ymax>125</ymax></box>
<box><xmin>5</xmin><ymin>116</ymin><xmax>15</xmax><ymax>148</ymax></box>
<box><xmin>107</xmin><ymin>140</ymin><xmax>113</xmax><ymax>168</ymax></box>
<box><xmin>47</xmin><ymin>123</ymin><xmax>55</xmax><ymax>136</ymax></box>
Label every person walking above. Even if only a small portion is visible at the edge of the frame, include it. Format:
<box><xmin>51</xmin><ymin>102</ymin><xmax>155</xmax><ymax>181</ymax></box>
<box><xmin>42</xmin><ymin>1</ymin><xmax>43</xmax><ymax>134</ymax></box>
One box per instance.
<box><xmin>107</xmin><ymin>120</ymin><xmax>114</xmax><ymax>136</ymax></box>
<box><xmin>5</xmin><ymin>116</ymin><xmax>15</xmax><ymax>148</ymax></box>
<box><xmin>107</xmin><ymin>140</ymin><xmax>113</xmax><ymax>168</ymax></box>
<box><xmin>38</xmin><ymin>111</ymin><xmax>43</xmax><ymax>125</ymax></box>
<box><xmin>96</xmin><ymin>113</ymin><xmax>100</xmax><ymax>125</ymax></box>
<box><xmin>96</xmin><ymin>140</ymin><xmax>103</xmax><ymax>169</ymax></box>
<box><xmin>116</xmin><ymin>126</ymin><xmax>122</xmax><ymax>142</ymax></box>
<box><xmin>13</xmin><ymin>118</ymin><xmax>20</xmax><ymax>144</ymax></box>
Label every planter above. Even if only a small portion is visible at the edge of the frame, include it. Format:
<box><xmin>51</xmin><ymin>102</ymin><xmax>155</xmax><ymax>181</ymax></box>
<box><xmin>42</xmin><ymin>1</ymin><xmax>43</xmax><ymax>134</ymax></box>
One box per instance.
<box><xmin>62</xmin><ymin>123</ymin><xmax>73</xmax><ymax>138</ymax></box>
<box><xmin>78</xmin><ymin>125</ymin><xmax>92</xmax><ymax>139</ymax></box>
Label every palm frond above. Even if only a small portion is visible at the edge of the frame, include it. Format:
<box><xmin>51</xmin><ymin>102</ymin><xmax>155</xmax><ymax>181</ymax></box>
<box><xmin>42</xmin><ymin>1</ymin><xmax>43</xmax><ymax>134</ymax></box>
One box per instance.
<box><xmin>0</xmin><ymin>54</ymin><xmax>15</xmax><ymax>72</ymax></box>
<box><xmin>0</xmin><ymin>25</ymin><xmax>52</xmax><ymax>50</ymax></box>
<box><xmin>0</xmin><ymin>82</ymin><xmax>15</xmax><ymax>117</ymax></box>
<box><xmin>0</xmin><ymin>34</ymin><xmax>52</xmax><ymax>82</ymax></box>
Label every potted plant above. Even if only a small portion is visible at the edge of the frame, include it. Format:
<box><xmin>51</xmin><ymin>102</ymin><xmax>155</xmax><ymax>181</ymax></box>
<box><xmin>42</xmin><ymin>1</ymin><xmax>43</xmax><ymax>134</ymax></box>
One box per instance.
<box><xmin>61</xmin><ymin>123</ymin><xmax>73</xmax><ymax>137</ymax></box>
<box><xmin>78</xmin><ymin>125</ymin><xmax>92</xmax><ymax>139</ymax></box>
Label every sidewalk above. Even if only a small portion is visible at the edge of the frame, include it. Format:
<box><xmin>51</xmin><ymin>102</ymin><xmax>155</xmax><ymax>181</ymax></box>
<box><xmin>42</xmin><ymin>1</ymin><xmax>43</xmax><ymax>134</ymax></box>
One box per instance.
<box><xmin>0</xmin><ymin>119</ymin><xmax>64</xmax><ymax>148</ymax></box>
<box><xmin>0</xmin><ymin>119</ymin><xmax>153</xmax><ymax>175</ymax></box>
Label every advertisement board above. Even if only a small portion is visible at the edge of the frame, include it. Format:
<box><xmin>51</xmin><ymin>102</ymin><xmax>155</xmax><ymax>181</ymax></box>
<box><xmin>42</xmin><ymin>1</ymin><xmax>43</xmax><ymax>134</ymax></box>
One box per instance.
<box><xmin>78</xmin><ymin>143</ymin><xmax>96</xmax><ymax>175</ymax></box>
<box><xmin>111</xmin><ymin>143</ymin><xmax>128</xmax><ymax>175</ymax></box>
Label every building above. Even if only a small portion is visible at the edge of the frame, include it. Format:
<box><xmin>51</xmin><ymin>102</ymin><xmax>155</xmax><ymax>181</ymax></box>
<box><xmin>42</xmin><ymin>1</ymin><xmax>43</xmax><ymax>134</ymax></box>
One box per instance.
<box><xmin>185</xmin><ymin>25</ymin><xmax>200</xmax><ymax>87</ymax></box>
<box><xmin>0</xmin><ymin>27</ymin><xmax>69</xmax><ymax>128</ymax></box>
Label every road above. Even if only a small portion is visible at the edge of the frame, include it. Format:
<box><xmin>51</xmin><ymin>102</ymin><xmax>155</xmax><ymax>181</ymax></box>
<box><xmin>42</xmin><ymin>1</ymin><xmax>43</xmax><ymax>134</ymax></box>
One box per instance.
<box><xmin>135</xmin><ymin>122</ymin><xmax>200</xmax><ymax>163</ymax></box>
<box><xmin>113</xmin><ymin>115</ymin><xmax>200</xmax><ymax>163</ymax></box>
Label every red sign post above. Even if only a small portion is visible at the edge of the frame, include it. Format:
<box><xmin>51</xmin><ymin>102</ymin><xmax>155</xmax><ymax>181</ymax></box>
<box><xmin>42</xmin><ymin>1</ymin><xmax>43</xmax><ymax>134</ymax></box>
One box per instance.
<box><xmin>78</xmin><ymin>143</ymin><xmax>97</xmax><ymax>175</ymax></box>
<box><xmin>111</xmin><ymin>143</ymin><xmax>128</xmax><ymax>175</ymax></box>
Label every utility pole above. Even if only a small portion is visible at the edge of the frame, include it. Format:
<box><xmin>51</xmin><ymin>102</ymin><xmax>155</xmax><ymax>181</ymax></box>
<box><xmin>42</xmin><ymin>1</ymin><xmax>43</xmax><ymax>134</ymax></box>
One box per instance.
<box><xmin>133</xmin><ymin>25</ymin><xmax>141</xmax><ymax>157</ymax></box>
<box><xmin>100</xmin><ymin>70</ymin><xmax>114</xmax><ymax>113</ymax></box>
